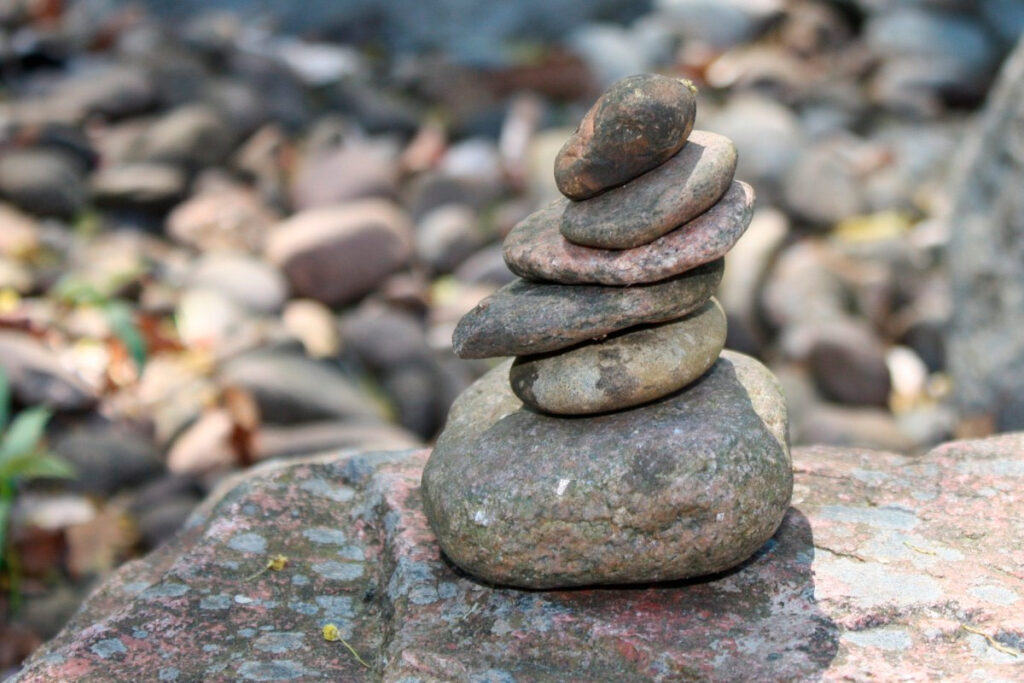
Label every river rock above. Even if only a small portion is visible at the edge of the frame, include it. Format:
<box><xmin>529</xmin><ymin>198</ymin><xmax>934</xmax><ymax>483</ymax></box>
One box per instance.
<box><xmin>133</xmin><ymin>104</ymin><xmax>234</xmax><ymax>170</ymax></box>
<box><xmin>560</xmin><ymin>130</ymin><xmax>737</xmax><ymax>249</ymax></box>
<box><xmin>218</xmin><ymin>350</ymin><xmax>386</xmax><ymax>424</ymax></box>
<box><xmin>948</xmin><ymin>38</ymin><xmax>1024</xmax><ymax>429</ymax></box>
<box><xmin>188</xmin><ymin>252</ymin><xmax>287</xmax><ymax>314</ymax></box>
<box><xmin>166</xmin><ymin>183</ymin><xmax>280</xmax><ymax>252</ymax></box>
<box><xmin>0</xmin><ymin>149</ymin><xmax>86</xmax><ymax>219</ymax></box>
<box><xmin>453</xmin><ymin>259</ymin><xmax>722</xmax><ymax>358</ymax></box>
<box><xmin>91</xmin><ymin>163</ymin><xmax>188</xmax><ymax>211</ymax></box>
<box><xmin>265</xmin><ymin>200</ymin><xmax>413</xmax><ymax>307</ymax></box>
<box><xmin>422</xmin><ymin>350</ymin><xmax>790</xmax><ymax>588</ymax></box>
<box><xmin>511</xmin><ymin>298</ymin><xmax>727</xmax><ymax>414</ymax></box>
<box><xmin>554</xmin><ymin>74</ymin><xmax>697</xmax><ymax>200</ymax></box>
<box><xmin>806</xmin><ymin>319</ymin><xmax>892</xmax><ymax>408</ymax></box>
<box><xmin>0</xmin><ymin>331</ymin><xmax>97</xmax><ymax>411</ymax></box>
<box><xmin>50</xmin><ymin>422</ymin><xmax>165</xmax><ymax>496</ymax></box>
<box><xmin>505</xmin><ymin>181</ymin><xmax>753</xmax><ymax>285</ymax></box>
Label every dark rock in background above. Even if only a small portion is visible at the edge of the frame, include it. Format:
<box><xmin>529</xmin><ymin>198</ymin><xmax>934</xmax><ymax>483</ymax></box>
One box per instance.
<box><xmin>948</xmin><ymin>38</ymin><xmax>1024</xmax><ymax>430</ymax></box>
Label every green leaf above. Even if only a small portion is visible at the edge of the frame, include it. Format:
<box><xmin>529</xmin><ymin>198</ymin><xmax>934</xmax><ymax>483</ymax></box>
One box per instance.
<box><xmin>0</xmin><ymin>452</ymin><xmax>75</xmax><ymax>480</ymax></box>
<box><xmin>0</xmin><ymin>498</ymin><xmax>10</xmax><ymax>571</ymax></box>
<box><xmin>0</xmin><ymin>407</ymin><xmax>52</xmax><ymax>466</ymax></box>
<box><xmin>104</xmin><ymin>301</ymin><xmax>147</xmax><ymax>369</ymax></box>
<box><xmin>0</xmin><ymin>366</ymin><xmax>9</xmax><ymax>433</ymax></box>
<box><xmin>52</xmin><ymin>277</ymin><xmax>104</xmax><ymax>307</ymax></box>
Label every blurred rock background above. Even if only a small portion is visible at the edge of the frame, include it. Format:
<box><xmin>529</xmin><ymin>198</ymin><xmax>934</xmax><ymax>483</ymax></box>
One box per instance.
<box><xmin>0</xmin><ymin>0</ymin><xmax>1022</xmax><ymax>674</ymax></box>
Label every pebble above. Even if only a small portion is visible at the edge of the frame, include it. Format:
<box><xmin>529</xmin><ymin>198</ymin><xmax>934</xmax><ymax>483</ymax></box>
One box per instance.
<box><xmin>504</xmin><ymin>181</ymin><xmax>753</xmax><ymax>285</ymax></box>
<box><xmin>133</xmin><ymin>104</ymin><xmax>234</xmax><ymax>169</ymax></box>
<box><xmin>51</xmin><ymin>422</ymin><xmax>165</xmax><ymax>496</ymax></box>
<box><xmin>291</xmin><ymin>142</ymin><xmax>399</xmax><ymax>210</ymax></box>
<box><xmin>0</xmin><ymin>149</ymin><xmax>87</xmax><ymax>218</ymax></box>
<box><xmin>264</xmin><ymin>200</ymin><xmax>413</xmax><ymax>307</ymax></box>
<box><xmin>718</xmin><ymin>206</ymin><xmax>788</xmax><ymax>354</ymax></box>
<box><xmin>217</xmin><ymin>350</ymin><xmax>385</xmax><ymax>424</ymax></box>
<box><xmin>806</xmin><ymin>319</ymin><xmax>893</xmax><ymax>408</ymax></box>
<box><xmin>422</xmin><ymin>351</ymin><xmax>791</xmax><ymax>588</ymax></box>
<box><xmin>281</xmin><ymin>300</ymin><xmax>341</xmax><ymax>359</ymax></box>
<box><xmin>554</xmin><ymin>74</ymin><xmax>697</xmax><ymax>200</ymax></box>
<box><xmin>0</xmin><ymin>331</ymin><xmax>97</xmax><ymax>411</ymax></box>
<box><xmin>188</xmin><ymin>252</ymin><xmax>287</xmax><ymax>314</ymax></box>
<box><xmin>414</xmin><ymin>203</ymin><xmax>485</xmax><ymax>274</ymax></box>
<box><xmin>560</xmin><ymin>130</ymin><xmax>737</xmax><ymax>249</ymax></box>
<box><xmin>254</xmin><ymin>420</ymin><xmax>422</xmax><ymax>461</ymax></box>
<box><xmin>510</xmin><ymin>298</ymin><xmax>727</xmax><ymax>414</ymax></box>
<box><xmin>166</xmin><ymin>183</ymin><xmax>280</xmax><ymax>252</ymax></box>
<box><xmin>90</xmin><ymin>163</ymin><xmax>188</xmax><ymax>211</ymax></box>
<box><xmin>452</xmin><ymin>259</ymin><xmax>722</xmax><ymax>358</ymax></box>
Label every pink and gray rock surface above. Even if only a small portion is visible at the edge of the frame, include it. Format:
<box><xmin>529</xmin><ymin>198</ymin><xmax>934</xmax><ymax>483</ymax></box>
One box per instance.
<box><xmin>14</xmin><ymin>435</ymin><xmax>1024</xmax><ymax>681</ymax></box>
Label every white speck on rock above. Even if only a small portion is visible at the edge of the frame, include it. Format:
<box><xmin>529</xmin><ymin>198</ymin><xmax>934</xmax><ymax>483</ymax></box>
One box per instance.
<box><xmin>473</xmin><ymin>509</ymin><xmax>489</xmax><ymax>526</ymax></box>
<box><xmin>556</xmin><ymin>478</ymin><xmax>570</xmax><ymax>496</ymax></box>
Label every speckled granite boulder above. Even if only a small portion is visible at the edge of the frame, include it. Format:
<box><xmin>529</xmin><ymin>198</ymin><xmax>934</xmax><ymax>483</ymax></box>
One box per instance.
<box><xmin>16</xmin><ymin>435</ymin><xmax>1024</xmax><ymax>681</ymax></box>
<box><xmin>452</xmin><ymin>259</ymin><xmax>722</xmax><ymax>358</ymax></box>
<box><xmin>509</xmin><ymin>298</ymin><xmax>727</xmax><ymax>415</ymax></box>
<box><xmin>555</xmin><ymin>74</ymin><xmax>697</xmax><ymax>200</ymax></box>
<box><xmin>422</xmin><ymin>351</ymin><xmax>791</xmax><ymax>587</ymax></box>
<box><xmin>560</xmin><ymin>130</ymin><xmax>737</xmax><ymax>249</ymax></box>
<box><xmin>504</xmin><ymin>181</ymin><xmax>754</xmax><ymax>285</ymax></box>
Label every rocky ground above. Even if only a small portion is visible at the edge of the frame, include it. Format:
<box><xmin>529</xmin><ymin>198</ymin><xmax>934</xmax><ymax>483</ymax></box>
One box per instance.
<box><xmin>0</xmin><ymin>0</ymin><xmax>1022</xmax><ymax>674</ymax></box>
<box><xmin>12</xmin><ymin>435</ymin><xmax>1024</xmax><ymax>681</ymax></box>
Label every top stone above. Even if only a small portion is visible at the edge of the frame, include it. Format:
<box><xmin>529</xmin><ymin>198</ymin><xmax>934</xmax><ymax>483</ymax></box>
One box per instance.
<box><xmin>554</xmin><ymin>74</ymin><xmax>697</xmax><ymax>201</ymax></box>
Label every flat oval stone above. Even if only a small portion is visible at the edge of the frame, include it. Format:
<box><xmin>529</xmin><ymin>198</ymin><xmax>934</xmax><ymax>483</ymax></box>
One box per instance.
<box><xmin>421</xmin><ymin>350</ymin><xmax>792</xmax><ymax>589</ymax></box>
<box><xmin>555</xmin><ymin>74</ymin><xmax>697</xmax><ymax>200</ymax></box>
<box><xmin>560</xmin><ymin>130</ymin><xmax>738</xmax><ymax>249</ymax></box>
<box><xmin>510</xmin><ymin>298</ymin><xmax>726</xmax><ymax>415</ymax></box>
<box><xmin>505</xmin><ymin>181</ymin><xmax>754</xmax><ymax>285</ymax></box>
<box><xmin>452</xmin><ymin>259</ymin><xmax>722</xmax><ymax>359</ymax></box>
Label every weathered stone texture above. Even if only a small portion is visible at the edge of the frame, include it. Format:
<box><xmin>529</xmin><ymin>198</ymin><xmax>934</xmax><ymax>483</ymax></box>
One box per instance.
<box><xmin>948</xmin><ymin>37</ymin><xmax>1024</xmax><ymax>429</ymax></box>
<box><xmin>15</xmin><ymin>434</ymin><xmax>1024</xmax><ymax>681</ymax></box>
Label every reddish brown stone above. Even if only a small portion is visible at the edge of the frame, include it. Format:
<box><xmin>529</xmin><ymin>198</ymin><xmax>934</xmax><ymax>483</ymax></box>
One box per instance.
<box><xmin>264</xmin><ymin>200</ymin><xmax>413</xmax><ymax>306</ymax></box>
<box><xmin>560</xmin><ymin>130</ymin><xmax>737</xmax><ymax>249</ymax></box>
<box><xmin>554</xmin><ymin>74</ymin><xmax>697</xmax><ymax>200</ymax></box>
<box><xmin>505</xmin><ymin>181</ymin><xmax>754</xmax><ymax>285</ymax></box>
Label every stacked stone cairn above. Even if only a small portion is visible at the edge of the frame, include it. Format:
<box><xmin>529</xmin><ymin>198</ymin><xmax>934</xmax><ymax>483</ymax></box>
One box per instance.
<box><xmin>422</xmin><ymin>74</ymin><xmax>793</xmax><ymax>589</ymax></box>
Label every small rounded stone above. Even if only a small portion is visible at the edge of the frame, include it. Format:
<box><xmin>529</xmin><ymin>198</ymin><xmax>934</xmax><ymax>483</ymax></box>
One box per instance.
<box><xmin>452</xmin><ymin>259</ymin><xmax>723</xmax><ymax>359</ymax></box>
<box><xmin>510</xmin><ymin>298</ymin><xmax>727</xmax><ymax>415</ymax></box>
<box><xmin>504</xmin><ymin>181</ymin><xmax>754</xmax><ymax>285</ymax></box>
<box><xmin>560</xmin><ymin>130</ymin><xmax>737</xmax><ymax>249</ymax></box>
<box><xmin>421</xmin><ymin>350</ymin><xmax>792</xmax><ymax>589</ymax></box>
<box><xmin>554</xmin><ymin>74</ymin><xmax>697</xmax><ymax>200</ymax></box>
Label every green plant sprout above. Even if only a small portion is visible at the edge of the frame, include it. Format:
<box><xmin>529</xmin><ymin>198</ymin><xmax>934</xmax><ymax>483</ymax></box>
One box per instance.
<box><xmin>52</xmin><ymin>277</ymin><xmax>148</xmax><ymax>369</ymax></box>
<box><xmin>0</xmin><ymin>367</ymin><xmax>76</xmax><ymax>609</ymax></box>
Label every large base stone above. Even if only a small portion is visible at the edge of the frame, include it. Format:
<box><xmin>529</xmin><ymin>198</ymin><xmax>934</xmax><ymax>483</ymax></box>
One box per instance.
<box><xmin>423</xmin><ymin>350</ymin><xmax>792</xmax><ymax>588</ymax></box>
<box><xmin>13</xmin><ymin>435</ymin><xmax>1024</xmax><ymax>681</ymax></box>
